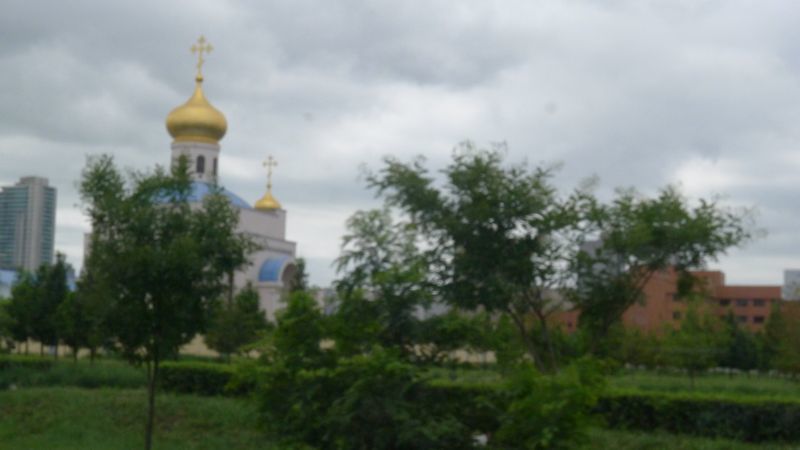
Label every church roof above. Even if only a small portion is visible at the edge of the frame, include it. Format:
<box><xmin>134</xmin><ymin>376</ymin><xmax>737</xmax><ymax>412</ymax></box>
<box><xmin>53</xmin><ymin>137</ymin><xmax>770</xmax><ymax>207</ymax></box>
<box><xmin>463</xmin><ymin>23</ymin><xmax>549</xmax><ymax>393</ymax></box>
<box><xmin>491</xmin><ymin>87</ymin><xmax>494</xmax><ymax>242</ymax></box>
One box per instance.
<box><xmin>188</xmin><ymin>181</ymin><xmax>251</xmax><ymax>209</ymax></box>
<box><xmin>258</xmin><ymin>256</ymin><xmax>292</xmax><ymax>282</ymax></box>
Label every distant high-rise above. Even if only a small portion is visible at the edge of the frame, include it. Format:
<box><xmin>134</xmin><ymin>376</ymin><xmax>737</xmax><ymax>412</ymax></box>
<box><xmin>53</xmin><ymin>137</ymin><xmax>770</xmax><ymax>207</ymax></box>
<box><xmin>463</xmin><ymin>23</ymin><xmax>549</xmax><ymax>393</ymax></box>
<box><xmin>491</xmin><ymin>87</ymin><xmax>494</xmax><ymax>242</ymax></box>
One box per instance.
<box><xmin>0</xmin><ymin>177</ymin><xmax>56</xmax><ymax>272</ymax></box>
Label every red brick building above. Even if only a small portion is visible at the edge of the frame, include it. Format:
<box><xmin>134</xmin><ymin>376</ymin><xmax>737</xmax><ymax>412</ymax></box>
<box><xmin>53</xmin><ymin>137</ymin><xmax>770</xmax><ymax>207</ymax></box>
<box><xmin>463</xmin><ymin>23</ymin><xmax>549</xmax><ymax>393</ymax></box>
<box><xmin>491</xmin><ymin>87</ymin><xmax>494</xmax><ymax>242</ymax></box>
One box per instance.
<box><xmin>559</xmin><ymin>269</ymin><xmax>781</xmax><ymax>333</ymax></box>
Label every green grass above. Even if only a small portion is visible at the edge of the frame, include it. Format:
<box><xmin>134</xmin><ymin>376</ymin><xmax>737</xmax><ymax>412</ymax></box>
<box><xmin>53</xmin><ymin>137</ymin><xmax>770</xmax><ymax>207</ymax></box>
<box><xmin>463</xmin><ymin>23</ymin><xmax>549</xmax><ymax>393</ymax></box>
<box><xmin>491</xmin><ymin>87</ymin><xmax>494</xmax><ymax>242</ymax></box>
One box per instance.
<box><xmin>609</xmin><ymin>370</ymin><xmax>800</xmax><ymax>398</ymax></box>
<box><xmin>0</xmin><ymin>358</ymin><xmax>147</xmax><ymax>390</ymax></box>
<box><xmin>0</xmin><ymin>387</ymin><xmax>271</xmax><ymax>450</ymax></box>
<box><xmin>2</xmin><ymin>386</ymin><xmax>798</xmax><ymax>449</ymax></box>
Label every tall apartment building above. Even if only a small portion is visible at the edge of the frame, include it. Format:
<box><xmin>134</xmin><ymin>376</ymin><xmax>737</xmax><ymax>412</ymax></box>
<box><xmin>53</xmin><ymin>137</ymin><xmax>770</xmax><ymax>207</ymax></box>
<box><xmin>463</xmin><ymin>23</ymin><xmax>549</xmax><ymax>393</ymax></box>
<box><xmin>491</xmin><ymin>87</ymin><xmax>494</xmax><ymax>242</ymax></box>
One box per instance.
<box><xmin>0</xmin><ymin>177</ymin><xmax>56</xmax><ymax>272</ymax></box>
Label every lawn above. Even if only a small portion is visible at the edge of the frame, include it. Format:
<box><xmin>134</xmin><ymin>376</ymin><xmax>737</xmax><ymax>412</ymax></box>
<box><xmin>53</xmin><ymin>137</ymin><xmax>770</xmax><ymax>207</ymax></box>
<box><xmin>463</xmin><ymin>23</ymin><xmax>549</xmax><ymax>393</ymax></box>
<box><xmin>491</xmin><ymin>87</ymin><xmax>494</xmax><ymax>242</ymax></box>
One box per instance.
<box><xmin>0</xmin><ymin>387</ymin><xmax>270</xmax><ymax>450</ymax></box>
<box><xmin>609</xmin><ymin>369</ymin><xmax>800</xmax><ymax>398</ymax></box>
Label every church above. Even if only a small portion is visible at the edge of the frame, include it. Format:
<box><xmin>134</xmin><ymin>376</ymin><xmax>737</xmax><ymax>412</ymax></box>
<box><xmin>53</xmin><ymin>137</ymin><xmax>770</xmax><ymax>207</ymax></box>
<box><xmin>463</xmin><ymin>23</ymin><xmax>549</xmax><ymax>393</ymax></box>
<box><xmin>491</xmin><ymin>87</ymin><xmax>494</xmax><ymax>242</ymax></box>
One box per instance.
<box><xmin>162</xmin><ymin>36</ymin><xmax>297</xmax><ymax>318</ymax></box>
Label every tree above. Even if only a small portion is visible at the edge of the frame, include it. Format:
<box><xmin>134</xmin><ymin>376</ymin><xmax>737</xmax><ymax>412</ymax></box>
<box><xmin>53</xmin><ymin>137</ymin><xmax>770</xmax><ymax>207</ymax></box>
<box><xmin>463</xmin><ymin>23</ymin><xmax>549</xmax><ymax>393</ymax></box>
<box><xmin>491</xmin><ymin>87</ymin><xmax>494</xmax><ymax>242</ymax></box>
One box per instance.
<box><xmin>663</xmin><ymin>299</ymin><xmax>724</xmax><ymax>387</ymax></box>
<box><xmin>79</xmin><ymin>154</ymin><xmax>253</xmax><ymax>450</ymax></box>
<box><xmin>0</xmin><ymin>298</ymin><xmax>14</xmax><ymax>352</ymax></box>
<box><xmin>718</xmin><ymin>311</ymin><xmax>759</xmax><ymax>371</ymax></box>
<box><xmin>6</xmin><ymin>272</ymin><xmax>37</xmax><ymax>353</ymax></box>
<box><xmin>572</xmin><ymin>187</ymin><xmax>750</xmax><ymax>350</ymax></box>
<box><xmin>205</xmin><ymin>284</ymin><xmax>269</xmax><ymax>362</ymax></box>
<box><xmin>334</xmin><ymin>208</ymin><xmax>435</xmax><ymax>359</ymax></box>
<box><xmin>761</xmin><ymin>302</ymin><xmax>800</xmax><ymax>374</ymax></box>
<box><xmin>333</xmin><ymin>208</ymin><xmax>483</xmax><ymax>363</ymax></box>
<box><xmin>29</xmin><ymin>254</ymin><xmax>71</xmax><ymax>357</ymax></box>
<box><xmin>367</xmin><ymin>143</ymin><xmax>589</xmax><ymax>370</ymax></box>
<box><xmin>55</xmin><ymin>291</ymin><xmax>89</xmax><ymax>361</ymax></box>
<box><xmin>73</xmin><ymin>269</ymin><xmax>113</xmax><ymax>363</ymax></box>
<box><xmin>289</xmin><ymin>257</ymin><xmax>309</xmax><ymax>292</ymax></box>
<box><xmin>265</xmin><ymin>290</ymin><xmax>332</xmax><ymax>369</ymax></box>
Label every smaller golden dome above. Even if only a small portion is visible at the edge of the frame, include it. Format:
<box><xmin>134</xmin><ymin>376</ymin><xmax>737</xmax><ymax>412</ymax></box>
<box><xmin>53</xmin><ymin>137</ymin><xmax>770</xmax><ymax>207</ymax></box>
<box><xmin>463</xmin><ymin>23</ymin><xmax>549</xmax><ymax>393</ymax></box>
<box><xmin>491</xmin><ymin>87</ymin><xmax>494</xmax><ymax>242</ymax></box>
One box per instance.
<box><xmin>255</xmin><ymin>191</ymin><xmax>282</xmax><ymax>211</ymax></box>
<box><xmin>166</xmin><ymin>76</ymin><xmax>228</xmax><ymax>144</ymax></box>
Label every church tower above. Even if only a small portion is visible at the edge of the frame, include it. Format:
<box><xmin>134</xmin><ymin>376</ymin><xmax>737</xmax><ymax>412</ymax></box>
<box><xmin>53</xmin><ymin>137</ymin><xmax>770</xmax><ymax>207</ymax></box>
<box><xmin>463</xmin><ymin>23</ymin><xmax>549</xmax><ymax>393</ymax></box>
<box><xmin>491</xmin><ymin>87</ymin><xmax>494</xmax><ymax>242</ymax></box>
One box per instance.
<box><xmin>164</xmin><ymin>36</ymin><xmax>297</xmax><ymax>319</ymax></box>
<box><xmin>165</xmin><ymin>36</ymin><xmax>227</xmax><ymax>184</ymax></box>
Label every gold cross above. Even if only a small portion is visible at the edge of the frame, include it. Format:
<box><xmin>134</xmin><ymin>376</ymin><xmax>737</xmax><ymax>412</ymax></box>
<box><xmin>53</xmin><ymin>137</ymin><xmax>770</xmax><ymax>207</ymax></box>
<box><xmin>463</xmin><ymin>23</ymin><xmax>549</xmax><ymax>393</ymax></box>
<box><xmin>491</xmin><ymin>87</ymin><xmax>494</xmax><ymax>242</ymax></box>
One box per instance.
<box><xmin>263</xmin><ymin>155</ymin><xmax>278</xmax><ymax>191</ymax></box>
<box><xmin>191</xmin><ymin>35</ymin><xmax>213</xmax><ymax>79</ymax></box>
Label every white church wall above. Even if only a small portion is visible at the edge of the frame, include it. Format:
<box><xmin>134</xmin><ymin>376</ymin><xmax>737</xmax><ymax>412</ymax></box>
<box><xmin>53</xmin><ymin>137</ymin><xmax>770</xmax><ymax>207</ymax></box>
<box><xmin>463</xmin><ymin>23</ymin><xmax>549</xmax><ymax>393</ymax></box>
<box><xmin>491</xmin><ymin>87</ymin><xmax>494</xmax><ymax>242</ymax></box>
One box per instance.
<box><xmin>170</xmin><ymin>141</ymin><xmax>221</xmax><ymax>183</ymax></box>
<box><xmin>239</xmin><ymin>208</ymin><xmax>287</xmax><ymax>240</ymax></box>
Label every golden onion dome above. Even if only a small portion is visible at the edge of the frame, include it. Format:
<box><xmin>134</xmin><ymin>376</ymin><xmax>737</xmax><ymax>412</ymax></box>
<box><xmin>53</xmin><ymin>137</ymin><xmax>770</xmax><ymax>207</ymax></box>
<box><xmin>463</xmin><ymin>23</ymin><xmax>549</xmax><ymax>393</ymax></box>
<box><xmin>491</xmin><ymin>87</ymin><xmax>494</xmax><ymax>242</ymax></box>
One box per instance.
<box><xmin>165</xmin><ymin>75</ymin><xmax>227</xmax><ymax>144</ymax></box>
<box><xmin>254</xmin><ymin>191</ymin><xmax>282</xmax><ymax>211</ymax></box>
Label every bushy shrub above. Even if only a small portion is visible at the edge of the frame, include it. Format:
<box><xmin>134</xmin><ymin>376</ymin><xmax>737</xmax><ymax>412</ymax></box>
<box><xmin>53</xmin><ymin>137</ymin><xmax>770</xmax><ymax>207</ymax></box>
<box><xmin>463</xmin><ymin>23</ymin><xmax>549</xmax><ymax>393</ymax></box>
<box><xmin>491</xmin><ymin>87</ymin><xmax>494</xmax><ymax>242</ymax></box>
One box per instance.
<box><xmin>491</xmin><ymin>357</ymin><xmax>606</xmax><ymax>449</ymax></box>
<box><xmin>159</xmin><ymin>361</ymin><xmax>238</xmax><ymax>396</ymax></box>
<box><xmin>259</xmin><ymin>348</ymin><xmax>477</xmax><ymax>450</ymax></box>
<box><xmin>598</xmin><ymin>390</ymin><xmax>800</xmax><ymax>442</ymax></box>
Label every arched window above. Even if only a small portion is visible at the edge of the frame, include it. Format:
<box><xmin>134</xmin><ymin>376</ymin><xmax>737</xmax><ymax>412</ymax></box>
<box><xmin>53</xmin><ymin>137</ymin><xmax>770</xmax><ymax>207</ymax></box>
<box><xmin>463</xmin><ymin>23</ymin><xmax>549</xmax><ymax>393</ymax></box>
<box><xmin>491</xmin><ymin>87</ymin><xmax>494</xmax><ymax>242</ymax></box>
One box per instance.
<box><xmin>196</xmin><ymin>155</ymin><xmax>206</xmax><ymax>174</ymax></box>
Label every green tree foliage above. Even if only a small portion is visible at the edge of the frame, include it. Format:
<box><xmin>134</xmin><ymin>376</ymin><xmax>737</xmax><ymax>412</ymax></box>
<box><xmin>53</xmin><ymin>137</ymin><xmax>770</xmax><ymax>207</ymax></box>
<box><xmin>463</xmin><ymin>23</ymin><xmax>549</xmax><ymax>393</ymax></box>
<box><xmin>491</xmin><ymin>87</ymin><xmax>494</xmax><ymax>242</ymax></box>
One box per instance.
<box><xmin>0</xmin><ymin>298</ymin><xmax>13</xmax><ymax>352</ymax></box>
<box><xmin>366</xmin><ymin>144</ymin><xmax>590</xmax><ymax>370</ymax></box>
<box><xmin>608</xmin><ymin>326</ymin><xmax>663</xmax><ymax>368</ymax></box>
<box><xmin>31</xmin><ymin>254</ymin><xmax>71</xmax><ymax>356</ymax></box>
<box><xmin>718</xmin><ymin>311</ymin><xmax>760</xmax><ymax>371</ymax></box>
<box><xmin>761</xmin><ymin>302</ymin><xmax>800</xmax><ymax>374</ymax></box>
<box><xmin>79</xmin><ymin>154</ymin><xmax>253</xmax><ymax>450</ymax></box>
<box><xmin>492</xmin><ymin>358</ymin><xmax>606</xmax><ymax>450</ymax></box>
<box><xmin>205</xmin><ymin>284</ymin><xmax>269</xmax><ymax>362</ymax></box>
<box><xmin>55</xmin><ymin>291</ymin><xmax>89</xmax><ymax>361</ymax></box>
<box><xmin>259</xmin><ymin>348</ymin><xmax>474</xmax><ymax>450</ymax></box>
<box><xmin>73</xmin><ymin>270</ymin><xmax>113</xmax><ymax>363</ymax></box>
<box><xmin>663</xmin><ymin>301</ymin><xmax>724</xmax><ymax>386</ymax></box>
<box><xmin>333</xmin><ymin>208</ymin><xmax>481</xmax><ymax>363</ymax></box>
<box><xmin>264</xmin><ymin>290</ymin><xmax>332</xmax><ymax>369</ymax></box>
<box><xmin>6</xmin><ymin>272</ymin><xmax>37</xmax><ymax>352</ymax></box>
<box><xmin>290</xmin><ymin>257</ymin><xmax>309</xmax><ymax>292</ymax></box>
<box><xmin>760</xmin><ymin>303</ymin><xmax>786</xmax><ymax>370</ymax></box>
<box><xmin>6</xmin><ymin>256</ymin><xmax>72</xmax><ymax>356</ymax></box>
<box><xmin>572</xmin><ymin>187</ymin><xmax>750</xmax><ymax>350</ymax></box>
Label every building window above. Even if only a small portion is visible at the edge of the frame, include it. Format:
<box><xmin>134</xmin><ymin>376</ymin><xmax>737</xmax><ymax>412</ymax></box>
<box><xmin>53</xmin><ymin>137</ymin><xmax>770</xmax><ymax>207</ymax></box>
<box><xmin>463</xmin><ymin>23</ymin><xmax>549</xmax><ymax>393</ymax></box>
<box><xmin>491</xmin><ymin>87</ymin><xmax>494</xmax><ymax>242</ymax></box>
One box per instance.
<box><xmin>736</xmin><ymin>299</ymin><xmax>748</xmax><ymax>307</ymax></box>
<box><xmin>753</xmin><ymin>299</ymin><xmax>766</xmax><ymax>307</ymax></box>
<box><xmin>737</xmin><ymin>315</ymin><xmax>747</xmax><ymax>323</ymax></box>
<box><xmin>673</xmin><ymin>311</ymin><xmax>682</xmax><ymax>320</ymax></box>
<box><xmin>719</xmin><ymin>299</ymin><xmax>731</xmax><ymax>307</ymax></box>
<box><xmin>753</xmin><ymin>316</ymin><xmax>765</xmax><ymax>324</ymax></box>
<box><xmin>197</xmin><ymin>156</ymin><xmax>206</xmax><ymax>174</ymax></box>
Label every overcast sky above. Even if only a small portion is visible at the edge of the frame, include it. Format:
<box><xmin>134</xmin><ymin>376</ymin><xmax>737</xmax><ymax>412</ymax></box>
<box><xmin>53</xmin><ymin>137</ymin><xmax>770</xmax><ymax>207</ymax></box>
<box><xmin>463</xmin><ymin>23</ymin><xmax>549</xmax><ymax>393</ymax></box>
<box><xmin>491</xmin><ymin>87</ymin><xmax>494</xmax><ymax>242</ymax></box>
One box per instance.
<box><xmin>2</xmin><ymin>0</ymin><xmax>800</xmax><ymax>287</ymax></box>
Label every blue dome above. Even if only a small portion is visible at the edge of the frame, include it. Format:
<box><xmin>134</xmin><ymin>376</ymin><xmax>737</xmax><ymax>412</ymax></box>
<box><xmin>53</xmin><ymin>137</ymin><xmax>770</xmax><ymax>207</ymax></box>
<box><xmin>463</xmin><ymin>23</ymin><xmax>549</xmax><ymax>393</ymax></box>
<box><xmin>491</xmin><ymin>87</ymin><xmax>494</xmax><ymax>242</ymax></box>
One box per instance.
<box><xmin>0</xmin><ymin>269</ymin><xmax>17</xmax><ymax>287</ymax></box>
<box><xmin>188</xmin><ymin>182</ymin><xmax>251</xmax><ymax>209</ymax></box>
<box><xmin>258</xmin><ymin>256</ymin><xmax>293</xmax><ymax>282</ymax></box>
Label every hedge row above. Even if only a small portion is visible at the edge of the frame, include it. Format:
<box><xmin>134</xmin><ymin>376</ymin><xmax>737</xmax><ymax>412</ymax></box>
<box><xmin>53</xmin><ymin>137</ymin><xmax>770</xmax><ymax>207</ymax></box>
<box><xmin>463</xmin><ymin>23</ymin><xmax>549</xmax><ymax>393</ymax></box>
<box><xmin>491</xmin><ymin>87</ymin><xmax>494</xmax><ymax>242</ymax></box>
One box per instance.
<box><xmin>0</xmin><ymin>354</ymin><xmax>54</xmax><ymax>370</ymax></box>
<box><xmin>6</xmin><ymin>357</ymin><xmax>800</xmax><ymax>443</ymax></box>
<box><xmin>597</xmin><ymin>391</ymin><xmax>800</xmax><ymax>442</ymax></box>
<box><xmin>159</xmin><ymin>361</ymin><xmax>240</xmax><ymax>396</ymax></box>
<box><xmin>155</xmin><ymin>363</ymin><xmax>800</xmax><ymax>443</ymax></box>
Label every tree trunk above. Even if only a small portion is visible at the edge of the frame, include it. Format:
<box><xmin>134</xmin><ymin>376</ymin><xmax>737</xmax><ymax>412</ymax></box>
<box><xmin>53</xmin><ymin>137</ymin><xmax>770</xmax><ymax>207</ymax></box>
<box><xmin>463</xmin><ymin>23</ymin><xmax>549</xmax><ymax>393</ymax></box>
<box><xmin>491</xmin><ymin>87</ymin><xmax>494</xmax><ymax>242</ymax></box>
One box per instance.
<box><xmin>507</xmin><ymin>310</ymin><xmax>544</xmax><ymax>372</ymax></box>
<box><xmin>227</xmin><ymin>270</ymin><xmax>235</xmax><ymax>307</ymax></box>
<box><xmin>90</xmin><ymin>348</ymin><xmax>96</xmax><ymax>365</ymax></box>
<box><xmin>533</xmin><ymin>308</ymin><xmax>559</xmax><ymax>371</ymax></box>
<box><xmin>145</xmin><ymin>358</ymin><xmax>159</xmax><ymax>450</ymax></box>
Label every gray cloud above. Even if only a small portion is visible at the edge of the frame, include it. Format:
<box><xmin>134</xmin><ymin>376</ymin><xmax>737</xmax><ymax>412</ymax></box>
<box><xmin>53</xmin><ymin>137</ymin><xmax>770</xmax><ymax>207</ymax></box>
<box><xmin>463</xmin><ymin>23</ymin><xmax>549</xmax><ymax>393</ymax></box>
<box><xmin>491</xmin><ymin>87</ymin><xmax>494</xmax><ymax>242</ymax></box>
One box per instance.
<box><xmin>3</xmin><ymin>0</ymin><xmax>800</xmax><ymax>286</ymax></box>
